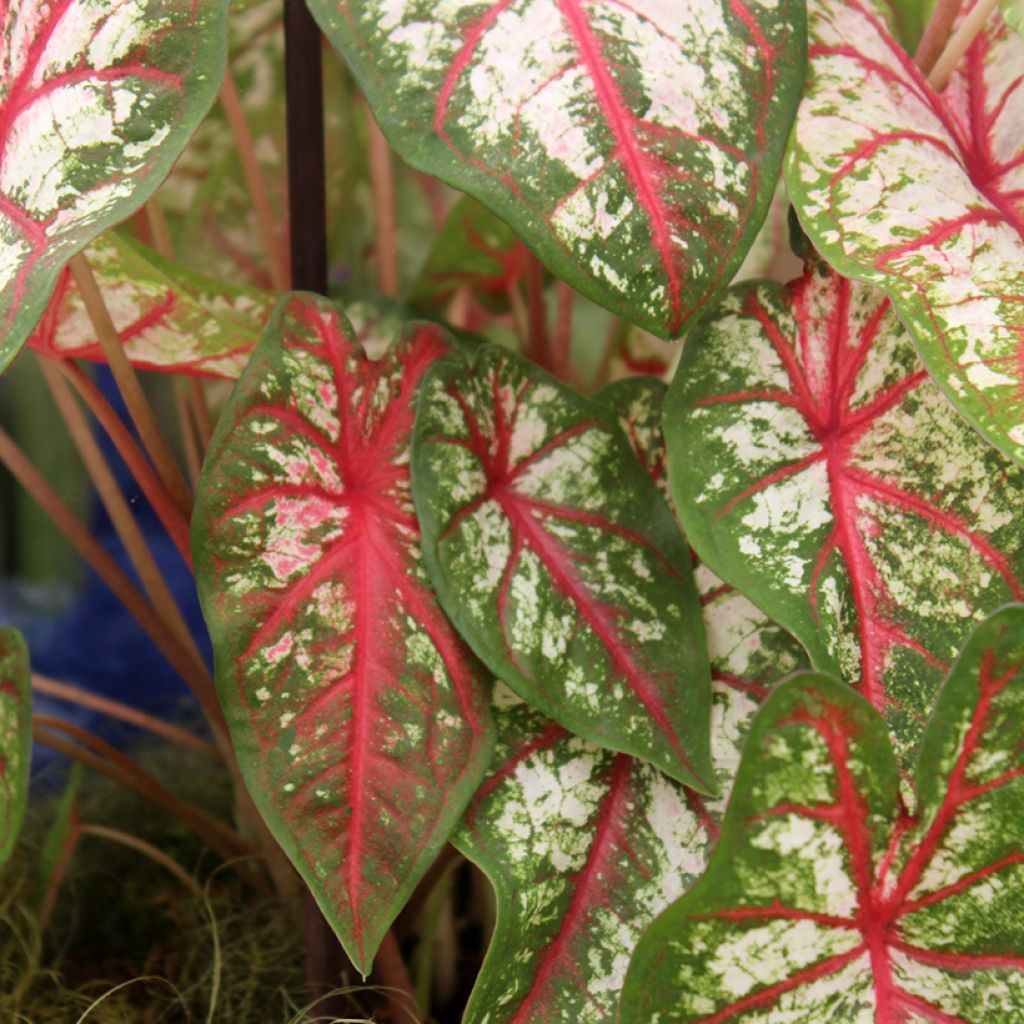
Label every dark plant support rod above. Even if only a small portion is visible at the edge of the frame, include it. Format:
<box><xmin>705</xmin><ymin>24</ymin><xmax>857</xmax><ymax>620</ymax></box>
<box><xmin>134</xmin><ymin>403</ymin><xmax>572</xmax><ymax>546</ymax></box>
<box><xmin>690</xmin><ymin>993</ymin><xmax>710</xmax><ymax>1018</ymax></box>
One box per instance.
<box><xmin>283</xmin><ymin>0</ymin><xmax>341</xmax><ymax>1008</ymax></box>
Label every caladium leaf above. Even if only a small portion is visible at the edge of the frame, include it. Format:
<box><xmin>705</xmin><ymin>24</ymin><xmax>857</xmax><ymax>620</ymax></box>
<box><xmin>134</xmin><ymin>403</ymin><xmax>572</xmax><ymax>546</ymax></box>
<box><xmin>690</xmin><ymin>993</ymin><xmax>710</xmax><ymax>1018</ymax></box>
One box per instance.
<box><xmin>29</xmin><ymin>233</ymin><xmax>273</xmax><ymax>378</ymax></box>
<box><xmin>0</xmin><ymin>627</ymin><xmax>31</xmax><ymax>865</ymax></box>
<box><xmin>192</xmin><ymin>293</ymin><xmax>494</xmax><ymax>973</ymax></box>
<box><xmin>1002</xmin><ymin>0</ymin><xmax>1024</xmax><ymax>35</ymax></box>
<box><xmin>0</xmin><ymin>0</ymin><xmax>230</xmax><ymax>374</ymax></box>
<box><xmin>410</xmin><ymin>196</ymin><xmax>530</xmax><ymax>316</ymax></box>
<box><xmin>786</xmin><ymin>0</ymin><xmax>1024</xmax><ymax>462</ymax></box>
<box><xmin>623</xmin><ymin>604</ymin><xmax>1024</xmax><ymax>1024</ymax></box>
<box><xmin>307</xmin><ymin>0</ymin><xmax>806</xmax><ymax>339</ymax></box>
<box><xmin>412</xmin><ymin>343</ymin><xmax>713</xmax><ymax>791</ymax></box>
<box><xmin>664</xmin><ymin>267</ymin><xmax>1024</xmax><ymax>770</ymax></box>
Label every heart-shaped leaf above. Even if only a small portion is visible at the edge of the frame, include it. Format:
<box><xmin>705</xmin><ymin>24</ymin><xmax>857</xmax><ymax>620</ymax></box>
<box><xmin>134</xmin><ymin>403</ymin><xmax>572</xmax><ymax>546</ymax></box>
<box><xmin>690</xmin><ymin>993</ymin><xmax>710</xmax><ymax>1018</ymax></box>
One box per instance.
<box><xmin>455</xmin><ymin>560</ymin><xmax>808</xmax><ymax>1024</ymax></box>
<box><xmin>307</xmin><ymin>0</ymin><xmax>806</xmax><ymax>339</ymax></box>
<box><xmin>664</xmin><ymin>267</ymin><xmax>1024</xmax><ymax>770</ymax></box>
<box><xmin>29</xmin><ymin>233</ymin><xmax>273</xmax><ymax>378</ymax></box>
<box><xmin>0</xmin><ymin>627</ymin><xmax>31</xmax><ymax>865</ymax></box>
<box><xmin>786</xmin><ymin>0</ymin><xmax>1024</xmax><ymax>462</ymax></box>
<box><xmin>0</xmin><ymin>0</ymin><xmax>230</xmax><ymax>374</ymax></box>
<box><xmin>412</xmin><ymin>344</ymin><xmax>713</xmax><ymax>791</ymax></box>
<box><xmin>623</xmin><ymin>603</ymin><xmax>1024</xmax><ymax>1023</ymax></box>
<box><xmin>192</xmin><ymin>293</ymin><xmax>494</xmax><ymax>973</ymax></box>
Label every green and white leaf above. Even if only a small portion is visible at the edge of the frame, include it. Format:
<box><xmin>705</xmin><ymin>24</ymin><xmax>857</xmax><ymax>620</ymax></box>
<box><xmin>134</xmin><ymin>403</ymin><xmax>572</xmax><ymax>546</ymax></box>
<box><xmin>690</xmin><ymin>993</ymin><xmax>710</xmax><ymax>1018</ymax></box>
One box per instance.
<box><xmin>786</xmin><ymin>0</ymin><xmax>1024</xmax><ymax>462</ymax></box>
<box><xmin>308</xmin><ymin>0</ymin><xmax>806</xmax><ymax>338</ymax></box>
<box><xmin>412</xmin><ymin>344</ymin><xmax>713</xmax><ymax>791</ymax></box>
<box><xmin>664</xmin><ymin>267</ymin><xmax>1024</xmax><ymax>771</ymax></box>
<box><xmin>0</xmin><ymin>0</ymin><xmax>230</xmax><ymax>373</ymax></box>
<box><xmin>29</xmin><ymin>233</ymin><xmax>273</xmax><ymax>378</ymax></box>
<box><xmin>623</xmin><ymin>604</ymin><xmax>1024</xmax><ymax>1023</ymax></box>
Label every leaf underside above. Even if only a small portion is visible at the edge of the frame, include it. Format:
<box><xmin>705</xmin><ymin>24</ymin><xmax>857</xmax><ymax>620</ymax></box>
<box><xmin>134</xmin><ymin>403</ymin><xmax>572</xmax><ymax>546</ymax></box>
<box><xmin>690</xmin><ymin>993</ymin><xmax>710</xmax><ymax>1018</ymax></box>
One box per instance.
<box><xmin>192</xmin><ymin>293</ymin><xmax>494</xmax><ymax>973</ymax></box>
<box><xmin>29</xmin><ymin>233</ymin><xmax>273</xmax><ymax>378</ymax></box>
<box><xmin>665</xmin><ymin>266</ymin><xmax>1024</xmax><ymax>771</ymax></box>
<box><xmin>412</xmin><ymin>343</ymin><xmax>713</xmax><ymax>790</ymax></box>
<box><xmin>0</xmin><ymin>0</ymin><xmax>230</xmax><ymax>374</ymax></box>
<box><xmin>453</xmin><ymin>376</ymin><xmax>807</xmax><ymax>1024</ymax></box>
<box><xmin>786</xmin><ymin>0</ymin><xmax>1024</xmax><ymax>463</ymax></box>
<box><xmin>0</xmin><ymin>627</ymin><xmax>31</xmax><ymax>865</ymax></box>
<box><xmin>624</xmin><ymin>604</ymin><xmax>1024</xmax><ymax>1023</ymax></box>
<box><xmin>308</xmin><ymin>0</ymin><xmax>806</xmax><ymax>338</ymax></box>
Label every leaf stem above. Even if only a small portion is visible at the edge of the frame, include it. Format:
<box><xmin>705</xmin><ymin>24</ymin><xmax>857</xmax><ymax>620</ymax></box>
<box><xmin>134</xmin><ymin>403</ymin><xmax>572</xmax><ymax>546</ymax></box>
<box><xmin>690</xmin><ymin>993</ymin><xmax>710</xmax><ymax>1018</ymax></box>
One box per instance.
<box><xmin>79</xmin><ymin>823</ymin><xmax>202</xmax><ymax>896</ymax></box>
<box><xmin>31</xmin><ymin>716</ymin><xmax>252</xmax><ymax>865</ymax></box>
<box><xmin>32</xmin><ymin>672</ymin><xmax>218</xmax><ymax>758</ymax></box>
<box><xmin>52</xmin><ymin>358</ymin><xmax>192</xmax><ymax>566</ymax></box>
<box><xmin>366</xmin><ymin>103</ymin><xmax>400</xmax><ymax>297</ymax></box>
<box><xmin>175</xmin><ymin>378</ymin><xmax>203</xmax><ymax>487</ymax></box>
<box><xmin>915</xmin><ymin>0</ymin><xmax>965</xmax><ymax>75</ymax></box>
<box><xmin>927</xmin><ymin>0</ymin><xmax>998</xmax><ymax>89</ymax></box>
<box><xmin>37</xmin><ymin>356</ymin><xmax>204</xmax><ymax>667</ymax></box>
<box><xmin>188</xmin><ymin>377</ymin><xmax>214</xmax><ymax>447</ymax></box>
<box><xmin>374</xmin><ymin>930</ymin><xmax>421</xmax><ymax>1024</ymax></box>
<box><xmin>220</xmin><ymin>70</ymin><xmax>289</xmax><ymax>291</ymax></box>
<box><xmin>0</xmin><ymin>426</ymin><xmax>224</xmax><ymax>736</ymax></box>
<box><xmin>144</xmin><ymin>199</ymin><xmax>176</xmax><ymax>262</ymax></box>
<box><xmin>68</xmin><ymin>252</ymin><xmax>194</xmax><ymax>518</ymax></box>
<box><xmin>552</xmin><ymin>279</ymin><xmax>575</xmax><ymax>381</ymax></box>
<box><xmin>524</xmin><ymin>255</ymin><xmax>551</xmax><ymax>371</ymax></box>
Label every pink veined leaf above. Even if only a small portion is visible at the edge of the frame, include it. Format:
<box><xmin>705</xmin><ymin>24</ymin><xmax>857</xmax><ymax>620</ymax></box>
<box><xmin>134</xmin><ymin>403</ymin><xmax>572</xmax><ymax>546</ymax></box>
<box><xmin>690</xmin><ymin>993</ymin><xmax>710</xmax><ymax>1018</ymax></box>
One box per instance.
<box><xmin>306</xmin><ymin>0</ymin><xmax>806</xmax><ymax>339</ymax></box>
<box><xmin>0</xmin><ymin>0</ymin><xmax>230</xmax><ymax>374</ymax></box>
<box><xmin>453</xmin><ymin>376</ymin><xmax>808</xmax><ymax>1024</ymax></box>
<box><xmin>191</xmin><ymin>293</ymin><xmax>494</xmax><ymax>974</ymax></box>
<box><xmin>411</xmin><ymin>344</ymin><xmax>714</xmax><ymax>791</ymax></box>
<box><xmin>786</xmin><ymin>0</ymin><xmax>1024</xmax><ymax>463</ymax></box>
<box><xmin>664</xmin><ymin>265</ymin><xmax>1024</xmax><ymax>771</ymax></box>
<box><xmin>28</xmin><ymin>233</ymin><xmax>273</xmax><ymax>378</ymax></box>
<box><xmin>623</xmin><ymin>604</ymin><xmax>1024</xmax><ymax>1023</ymax></box>
<box><xmin>0</xmin><ymin>627</ymin><xmax>30</xmax><ymax>865</ymax></box>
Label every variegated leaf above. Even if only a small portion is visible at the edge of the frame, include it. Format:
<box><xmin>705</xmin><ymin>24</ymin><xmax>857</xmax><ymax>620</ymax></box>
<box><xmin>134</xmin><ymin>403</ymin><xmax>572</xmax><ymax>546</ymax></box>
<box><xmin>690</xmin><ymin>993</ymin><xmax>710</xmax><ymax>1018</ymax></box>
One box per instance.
<box><xmin>786</xmin><ymin>0</ymin><xmax>1024</xmax><ymax>462</ymax></box>
<box><xmin>1004</xmin><ymin>0</ymin><xmax>1024</xmax><ymax>35</ymax></box>
<box><xmin>191</xmin><ymin>293</ymin><xmax>494</xmax><ymax>973</ymax></box>
<box><xmin>623</xmin><ymin>604</ymin><xmax>1024</xmax><ymax>1024</ymax></box>
<box><xmin>29</xmin><ymin>233</ymin><xmax>273</xmax><ymax>378</ymax></box>
<box><xmin>307</xmin><ymin>0</ymin><xmax>806</xmax><ymax>339</ymax></box>
<box><xmin>664</xmin><ymin>267</ymin><xmax>1024</xmax><ymax>771</ymax></box>
<box><xmin>455</xmin><ymin>568</ymin><xmax>808</xmax><ymax>1024</ymax></box>
<box><xmin>0</xmin><ymin>0</ymin><xmax>230</xmax><ymax>373</ymax></box>
<box><xmin>0</xmin><ymin>627</ymin><xmax>31</xmax><ymax>864</ymax></box>
<box><xmin>411</xmin><ymin>343</ymin><xmax>713</xmax><ymax>791</ymax></box>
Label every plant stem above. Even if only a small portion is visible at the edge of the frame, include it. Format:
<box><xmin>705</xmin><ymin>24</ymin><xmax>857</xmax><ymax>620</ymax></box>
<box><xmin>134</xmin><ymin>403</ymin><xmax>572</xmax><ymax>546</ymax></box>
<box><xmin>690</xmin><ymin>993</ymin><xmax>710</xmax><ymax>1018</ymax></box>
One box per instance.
<box><xmin>37</xmin><ymin>356</ymin><xmax>204</xmax><ymax>667</ymax></box>
<box><xmin>0</xmin><ymin>426</ymin><xmax>223</xmax><ymax>734</ymax></box>
<box><xmin>365</xmin><ymin>103</ymin><xmax>400</xmax><ymax>297</ymax></box>
<box><xmin>284</xmin><ymin>0</ymin><xmax>327</xmax><ymax>294</ymax></box>
<box><xmin>915</xmin><ymin>0</ymin><xmax>966</xmax><ymax>75</ymax></box>
<box><xmin>374</xmin><ymin>930</ymin><xmax>421</xmax><ymax>1024</ymax></box>
<box><xmin>927</xmin><ymin>0</ymin><xmax>998</xmax><ymax>89</ymax></box>
<box><xmin>175</xmin><ymin>378</ymin><xmax>203</xmax><ymax>487</ymax></box>
<box><xmin>220</xmin><ymin>70</ymin><xmax>289</xmax><ymax>291</ymax></box>
<box><xmin>188</xmin><ymin>377</ymin><xmax>214</xmax><ymax>448</ymax></box>
<box><xmin>80</xmin><ymin>823</ymin><xmax>203</xmax><ymax>897</ymax></box>
<box><xmin>525</xmin><ymin>256</ymin><xmax>552</xmax><ymax>371</ymax></box>
<box><xmin>552</xmin><ymin>279</ymin><xmax>575</xmax><ymax>381</ymax></box>
<box><xmin>144</xmin><ymin>199</ymin><xmax>175</xmax><ymax>261</ymax></box>
<box><xmin>32</xmin><ymin>716</ymin><xmax>251</xmax><ymax>865</ymax></box>
<box><xmin>32</xmin><ymin>673</ymin><xmax>218</xmax><ymax>758</ymax></box>
<box><xmin>51</xmin><ymin>358</ymin><xmax>192</xmax><ymax>566</ymax></box>
<box><xmin>68</xmin><ymin>253</ymin><xmax>194</xmax><ymax>518</ymax></box>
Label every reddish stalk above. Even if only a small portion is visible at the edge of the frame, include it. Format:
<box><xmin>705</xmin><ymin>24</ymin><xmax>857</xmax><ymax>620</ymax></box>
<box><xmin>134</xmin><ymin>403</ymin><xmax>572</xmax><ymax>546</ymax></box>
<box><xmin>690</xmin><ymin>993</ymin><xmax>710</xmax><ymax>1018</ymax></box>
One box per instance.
<box><xmin>31</xmin><ymin>717</ymin><xmax>250</xmax><ymax>864</ymax></box>
<box><xmin>220</xmin><ymin>70</ymin><xmax>288</xmax><ymax>291</ymax></box>
<box><xmin>552</xmin><ymin>279</ymin><xmax>575</xmax><ymax>380</ymax></box>
<box><xmin>188</xmin><ymin>377</ymin><xmax>214</xmax><ymax>448</ymax></box>
<box><xmin>37</xmin><ymin>357</ymin><xmax>204</xmax><ymax>667</ymax></box>
<box><xmin>68</xmin><ymin>253</ymin><xmax>194</xmax><ymax>518</ymax></box>
<box><xmin>915</xmin><ymin>0</ymin><xmax>966</xmax><ymax>75</ymax></box>
<box><xmin>32</xmin><ymin>673</ymin><xmax>217</xmax><ymax>758</ymax></box>
<box><xmin>0</xmin><ymin>426</ymin><xmax>224</xmax><ymax>737</ymax></box>
<box><xmin>927</xmin><ymin>0</ymin><xmax>999</xmax><ymax>89</ymax></box>
<box><xmin>374</xmin><ymin>930</ymin><xmax>421</xmax><ymax>1024</ymax></box>
<box><xmin>524</xmin><ymin>256</ymin><xmax>552</xmax><ymax>371</ymax></box>
<box><xmin>366</xmin><ymin>101</ymin><xmax>400</xmax><ymax>297</ymax></box>
<box><xmin>175</xmin><ymin>378</ymin><xmax>203</xmax><ymax>487</ymax></box>
<box><xmin>144</xmin><ymin>199</ymin><xmax>175</xmax><ymax>262</ymax></box>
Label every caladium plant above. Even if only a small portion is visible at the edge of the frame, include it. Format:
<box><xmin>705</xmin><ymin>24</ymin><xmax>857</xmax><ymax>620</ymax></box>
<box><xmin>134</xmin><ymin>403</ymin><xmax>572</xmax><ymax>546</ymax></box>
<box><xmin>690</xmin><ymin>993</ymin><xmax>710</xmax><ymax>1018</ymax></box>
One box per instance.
<box><xmin>306</xmin><ymin>0</ymin><xmax>806</xmax><ymax>338</ymax></box>
<box><xmin>0</xmin><ymin>627</ymin><xmax>30</xmax><ymax>866</ymax></box>
<box><xmin>623</xmin><ymin>603</ymin><xmax>1024</xmax><ymax>1023</ymax></box>
<box><xmin>787</xmin><ymin>0</ymin><xmax>1024</xmax><ymax>463</ymax></box>
<box><xmin>664</xmin><ymin>264</ymin><xmax>1024</xmax><ymax>770</ymax></box>
<box><xmin>411</xmin><ymin>343</ymin><xmax>713</xmax><ymax>792</ymax></box>
<box><xmin>0</xmin><ymin>0</ymin><xmax>231</xmax><ymax>373</ymax></box>
<box><xmin>192</xmin><ymin>293</ymin><xmax>494</xmax><ymax>973</ymax></box>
